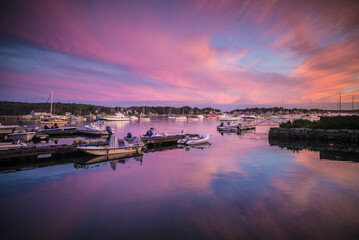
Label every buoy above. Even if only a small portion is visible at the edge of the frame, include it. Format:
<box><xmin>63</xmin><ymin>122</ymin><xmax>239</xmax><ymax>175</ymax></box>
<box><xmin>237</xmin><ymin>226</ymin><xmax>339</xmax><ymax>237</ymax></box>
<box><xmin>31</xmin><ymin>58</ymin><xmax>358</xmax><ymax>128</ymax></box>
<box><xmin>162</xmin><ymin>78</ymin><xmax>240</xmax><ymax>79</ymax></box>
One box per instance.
<box><xmin>329</xmin><ymin>143</ymin><xmax>334</xmax><ymax>147</ymax></box>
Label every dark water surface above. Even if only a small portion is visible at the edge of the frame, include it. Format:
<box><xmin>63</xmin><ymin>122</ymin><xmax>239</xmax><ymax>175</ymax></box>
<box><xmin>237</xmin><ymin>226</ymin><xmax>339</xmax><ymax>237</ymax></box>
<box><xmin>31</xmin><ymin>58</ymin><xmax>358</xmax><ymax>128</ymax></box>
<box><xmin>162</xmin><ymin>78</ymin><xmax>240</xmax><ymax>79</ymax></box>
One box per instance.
<box><xmin>1</xmin><ymin>118</ymin><xmax>359</xmax><ymax>239</ymax></box>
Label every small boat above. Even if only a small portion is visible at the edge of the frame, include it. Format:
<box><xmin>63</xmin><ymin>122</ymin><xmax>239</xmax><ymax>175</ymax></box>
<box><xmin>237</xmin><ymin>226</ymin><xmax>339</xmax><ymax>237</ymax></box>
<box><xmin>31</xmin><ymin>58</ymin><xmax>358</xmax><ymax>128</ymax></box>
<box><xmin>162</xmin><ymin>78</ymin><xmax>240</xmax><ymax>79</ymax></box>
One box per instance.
<box><xmin>242</xmin><ymin>115</ymin><xmax>257</xmax><ymax>120</ymax></box>
<box><xmin>217</xmin><ymin>121</ymin><xmax>241</xmax><ymax>131</ymax></box>
<box><xmin>98</xmin><ymin>112</ymin><xmax>129</xmax><ymax>121</ymax></box>
<box><xmin>0</xmin><ymin>141</ymin><xmax>28</xmax><ymax>151</ymax></box>
<box><xmin>177</xmin><ymin>134</ymin><xmax>210</xmax><ymax>145</ymax></box>
<box><xmin>196</xmin><ymin>115</ymin><xmax>204</xmax><ymax>119</ymax></box>
<box><xmin>77</xmin><ymin>135</ymin><xmax>143</xmax><ymax>156</ymax></box>
<box><xmin>40</xmin><ymin>126</ymin><xmax>77</xmax><ymax>133</ymax></box>
<box><xmin>168</xmin><ymin>115</ymin><xmax>176</xmax><ymax>119</ymax></box>
<box><xmin>175</xmin><ymin>115</ymin><xmax>187</xmax><ymax>121</ymax></box>
<box><xmin>78</xmin><ymin>122</ymin><xmax>109</xmax><ymax>135</ymax></box>
<box><xmin>8</xmin><ymin>131</ymin><xmax>36</xmax><ymax>142</ymax></box>
<box><xmin>0</xmin><ymin>124</ymin><xmax>18</xmax><ymax>134</ymax></box>
<box><xmin>129</xmin><ymin>115</ymin><xmax>139</xmax><ymax>121</ymax></box>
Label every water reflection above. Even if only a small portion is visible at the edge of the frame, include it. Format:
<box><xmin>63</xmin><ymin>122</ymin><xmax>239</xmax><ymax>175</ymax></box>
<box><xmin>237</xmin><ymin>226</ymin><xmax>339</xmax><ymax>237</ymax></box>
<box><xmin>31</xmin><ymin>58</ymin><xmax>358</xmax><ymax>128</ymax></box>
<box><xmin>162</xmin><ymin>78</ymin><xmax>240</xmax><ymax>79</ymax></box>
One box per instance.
<box><xmin>1</xmin><ymin>119</ymin><xmax>359</xmax><ymax>239</ymax></box>
<box><xmin>269</xmin><ymin>138</ymin><xmax>359</xmax><ymax>162</ymax></box>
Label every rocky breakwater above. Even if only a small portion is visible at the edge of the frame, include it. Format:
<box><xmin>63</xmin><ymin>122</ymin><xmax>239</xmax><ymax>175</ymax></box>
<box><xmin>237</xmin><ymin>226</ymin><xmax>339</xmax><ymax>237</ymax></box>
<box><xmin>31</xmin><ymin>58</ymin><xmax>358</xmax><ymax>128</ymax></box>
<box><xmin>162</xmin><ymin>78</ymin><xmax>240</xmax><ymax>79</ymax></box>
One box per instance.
<box><xmin>269</xmin><ymin>127</ymin><xmax>359</xmax><ymax>143</ymax></box>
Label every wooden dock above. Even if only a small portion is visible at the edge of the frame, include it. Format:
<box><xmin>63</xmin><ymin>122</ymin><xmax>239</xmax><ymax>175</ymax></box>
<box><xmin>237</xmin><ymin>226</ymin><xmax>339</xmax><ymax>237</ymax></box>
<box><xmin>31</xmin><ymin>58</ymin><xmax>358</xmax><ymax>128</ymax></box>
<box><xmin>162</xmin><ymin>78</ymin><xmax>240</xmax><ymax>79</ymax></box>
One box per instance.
<box><xmin>0</xmin><ymin>144</ymin><xmax>76</xmax><ymax>160</ymax></box>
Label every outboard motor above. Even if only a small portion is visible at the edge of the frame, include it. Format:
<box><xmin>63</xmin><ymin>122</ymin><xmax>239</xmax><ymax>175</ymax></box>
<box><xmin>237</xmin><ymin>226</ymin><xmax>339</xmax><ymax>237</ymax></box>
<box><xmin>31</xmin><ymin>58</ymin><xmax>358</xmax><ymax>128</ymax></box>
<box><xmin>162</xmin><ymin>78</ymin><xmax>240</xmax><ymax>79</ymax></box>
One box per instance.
<box><xmin>106</xmin><ymin>126</ymin><xmax>113</xmax><ymax>135</ymax></box>
<box><xmin>144</xmin><ymin>129</ymin><xmax>153</xmax><ymax>136</ymax></box>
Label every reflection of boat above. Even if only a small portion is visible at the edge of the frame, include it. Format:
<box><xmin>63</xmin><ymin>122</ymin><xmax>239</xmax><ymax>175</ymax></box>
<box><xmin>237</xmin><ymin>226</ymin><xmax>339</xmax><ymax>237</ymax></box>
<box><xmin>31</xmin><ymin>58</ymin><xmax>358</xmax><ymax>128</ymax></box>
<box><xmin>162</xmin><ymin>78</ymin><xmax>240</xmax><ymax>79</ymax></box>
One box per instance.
<box><xmin>177</xmin><ymin>134</ymin><xmax>210</xmax><ymax>145</ymax></box>
<box><xmin>185</xmin><ymin>142</ymin><xmax>211</xmax><ymax>150</ymax></box>
<box><xmin>98</xmin><ymin>112</ymin><xmax>129</xmax><ymax>121</ymax></box>
<box><xmin>77</xmin><ymin>135</ymin><xmax>143</xmax><ymax>156</ymax></box>
<box><xmin>8</xmin><ymin>131</ymin><xmax>36</xmax><ymax>142</ymax></box>
<box><xmin>80</xmin><ymin>153</ymin><xmax>140</xmax><ymax>166</ymax></box>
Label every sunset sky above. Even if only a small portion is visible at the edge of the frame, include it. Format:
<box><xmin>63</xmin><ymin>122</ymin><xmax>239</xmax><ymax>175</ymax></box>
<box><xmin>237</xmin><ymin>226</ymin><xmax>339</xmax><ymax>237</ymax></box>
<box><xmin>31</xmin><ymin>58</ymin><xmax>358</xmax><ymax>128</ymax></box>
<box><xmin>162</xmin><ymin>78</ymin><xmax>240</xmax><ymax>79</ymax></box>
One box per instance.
<box><xmin>0</xmin><ymin>0</ymin><xmax>358</xmax><ymax>109</ymax></box>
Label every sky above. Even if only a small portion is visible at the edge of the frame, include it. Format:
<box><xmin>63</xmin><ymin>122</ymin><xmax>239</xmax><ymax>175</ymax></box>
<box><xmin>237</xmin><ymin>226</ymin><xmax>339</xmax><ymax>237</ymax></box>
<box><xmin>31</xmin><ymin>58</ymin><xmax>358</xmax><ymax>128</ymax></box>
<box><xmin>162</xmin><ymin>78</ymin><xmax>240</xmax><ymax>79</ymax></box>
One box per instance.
<box><xmin>0</xmin><ymin>0</ymin><xmax>358</xmax><ymax>110</ymax></box>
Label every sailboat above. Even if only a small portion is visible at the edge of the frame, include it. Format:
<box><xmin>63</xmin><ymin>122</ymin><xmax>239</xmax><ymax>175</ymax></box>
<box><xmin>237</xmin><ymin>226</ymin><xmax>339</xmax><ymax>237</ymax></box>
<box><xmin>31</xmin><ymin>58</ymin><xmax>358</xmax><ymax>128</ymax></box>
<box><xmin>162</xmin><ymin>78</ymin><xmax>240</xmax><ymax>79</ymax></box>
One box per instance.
<box><xmin>217</xmin><ymin>89</ymin><xmax>241</xmax><ymax>121</ymax></box>
<box><xmin>168</xmin><ymin>107</ymin><xmax>176</xmax><ymax>119</ymax></box>
<box><xmin>140</xmin><ymin>104</ymin><xmax>150</xmax><ymax>121</ymax></box>
<box><xmin>175</xmin><ymin>107</ymin><xmax>187</xmax><ymax>121</ymax></box>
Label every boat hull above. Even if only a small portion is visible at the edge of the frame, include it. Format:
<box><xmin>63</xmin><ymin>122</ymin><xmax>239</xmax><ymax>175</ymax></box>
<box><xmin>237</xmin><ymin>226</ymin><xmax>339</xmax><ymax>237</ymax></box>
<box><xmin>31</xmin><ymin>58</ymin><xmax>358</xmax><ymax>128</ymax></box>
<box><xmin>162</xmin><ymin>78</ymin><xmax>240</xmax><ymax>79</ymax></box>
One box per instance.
<box><xmin>77</xmin><ymin>145</ymin><xmax>142</xmax><ymax>156</ymax></box>
<box><xmin>8</xmin><ymin>132</ymin><xmax>36</xmax><ymax>141</ymax></box>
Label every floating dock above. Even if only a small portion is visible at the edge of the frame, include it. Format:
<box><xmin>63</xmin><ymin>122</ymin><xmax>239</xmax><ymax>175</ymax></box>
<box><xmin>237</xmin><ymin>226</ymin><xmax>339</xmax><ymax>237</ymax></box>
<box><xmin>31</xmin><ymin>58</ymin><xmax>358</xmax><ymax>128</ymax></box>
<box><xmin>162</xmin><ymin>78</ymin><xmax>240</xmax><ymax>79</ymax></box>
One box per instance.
<box><xmin>0</xmin><ymin>134</ymin><xmax>198</xmax><ymax>160</ymax></box>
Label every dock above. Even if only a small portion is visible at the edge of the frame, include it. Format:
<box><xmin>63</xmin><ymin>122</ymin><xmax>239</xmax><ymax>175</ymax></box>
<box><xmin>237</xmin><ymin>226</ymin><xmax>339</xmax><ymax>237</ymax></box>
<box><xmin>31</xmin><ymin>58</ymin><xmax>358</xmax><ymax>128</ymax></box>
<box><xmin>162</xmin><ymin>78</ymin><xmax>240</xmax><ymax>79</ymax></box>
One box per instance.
<box><xmin>0</xmin><ymin>133</ymin><xmax>198</xmax><ymax>160</ymax></box>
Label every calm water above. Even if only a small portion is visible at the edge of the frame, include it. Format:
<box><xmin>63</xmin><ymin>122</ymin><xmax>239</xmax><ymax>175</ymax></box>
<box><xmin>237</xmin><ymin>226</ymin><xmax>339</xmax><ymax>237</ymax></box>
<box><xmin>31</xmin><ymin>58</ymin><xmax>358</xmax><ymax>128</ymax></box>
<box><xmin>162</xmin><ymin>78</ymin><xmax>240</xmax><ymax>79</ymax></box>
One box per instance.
<box><xmin>1</xmin><ymin>118</ymin><xmax>359</xmax><ymax>239</ymax></box>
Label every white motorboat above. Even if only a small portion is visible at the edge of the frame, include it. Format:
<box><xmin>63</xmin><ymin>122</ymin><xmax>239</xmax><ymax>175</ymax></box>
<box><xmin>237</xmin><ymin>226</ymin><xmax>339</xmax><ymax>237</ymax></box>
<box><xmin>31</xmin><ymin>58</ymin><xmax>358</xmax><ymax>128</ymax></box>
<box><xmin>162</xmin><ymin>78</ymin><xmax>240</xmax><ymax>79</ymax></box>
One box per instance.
<box><xmin>77</xmin><ymin>135</ymin><xmax>143</xmax><ymax>156</ymax></box>
<box><xmin>40</xmin><ymin>126</ymin><xmax>77</xmax><ymax>133</ymax></box>
<box><xmin>8</xmin><ymin>131</ymin><xmax>36</xmax><ymax>142</ymax></box>
<box><xmin>129</xmin><ymin>115</ymin><xmax>139</xmax><ymax>121</ymax></box>
<box><xmin>168</xmin><ymin>115</ymin><xmax>176</xmax><ymax>119</ymax></box>
<box><xmin>139</xmin><ymin>116</ymin><xmax>151</xmax><ymax>121</ymax></box>
<box><xmin>217</xmin><ymin>121</ymin><xmax>241</xmax><ymax>131</ymax></box>
<box><xmin>175</xmin><ymin>115</ymin><xmax>187</xmax><ymax>121</ymax></box>
<box><xmin>0</xmin><ymin>124</ymin><xmax>18</xmax><ymax>134</ymax></box>
<box><xmin>0</xmin><ymin>141</ymin><xmax>28</xmax><ymax>151</ymax></box>
<box><xmin>98</xmin><ymin>112</ymin><xmax>129</xmax><ymax>121</ymax></box>
<box><xmin>196</xmin><ymin>115</ymin><xmax>204</xmax><ymax>119</ymax></box>
<box><xmin>177</xmin><ymin>134</ymin><xmax>210</xmax><ymax>145</ymax></box>
<box><xmin>79</xmin><ymin>122</ymin><xmax>109</xmax><ymax>135</ymax></box>
<box><xmin>242</xmin><ymin>115</ymin><xmax>257</xmax><ymax>120</ymax></box>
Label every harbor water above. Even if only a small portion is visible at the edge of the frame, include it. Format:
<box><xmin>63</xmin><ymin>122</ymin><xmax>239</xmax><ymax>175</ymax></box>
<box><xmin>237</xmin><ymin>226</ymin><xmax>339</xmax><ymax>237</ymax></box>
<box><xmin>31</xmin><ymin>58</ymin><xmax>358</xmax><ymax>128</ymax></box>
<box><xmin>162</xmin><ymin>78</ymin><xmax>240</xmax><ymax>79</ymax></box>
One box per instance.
<box><xmin>1</xmin><ymin>118</ymin><xmax>359</xmax><ymax>239</ymax></box>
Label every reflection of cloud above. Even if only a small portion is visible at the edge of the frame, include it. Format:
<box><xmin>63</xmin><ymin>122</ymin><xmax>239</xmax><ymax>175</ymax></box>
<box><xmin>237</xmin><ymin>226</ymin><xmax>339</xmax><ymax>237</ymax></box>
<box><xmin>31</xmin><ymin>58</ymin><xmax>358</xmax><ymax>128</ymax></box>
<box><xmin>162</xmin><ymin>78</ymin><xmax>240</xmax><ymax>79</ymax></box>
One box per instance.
<box><xmin>271</xmin><ymin>150</ymin><xmax>359</xmax><ymax>214</ymax></box>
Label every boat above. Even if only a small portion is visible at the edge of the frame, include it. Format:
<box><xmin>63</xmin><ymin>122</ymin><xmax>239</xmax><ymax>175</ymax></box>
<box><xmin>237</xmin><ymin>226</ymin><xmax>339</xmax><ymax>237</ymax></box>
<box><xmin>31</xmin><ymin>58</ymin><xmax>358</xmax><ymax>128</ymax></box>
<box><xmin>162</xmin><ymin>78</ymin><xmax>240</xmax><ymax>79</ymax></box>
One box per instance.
<box><xmin>39</xmin><ymin>126</ymin><xmax>77</xmax><ymax>134</ymax></box>
<box><xmin>177</xmin><ymin>134</ymin><xmax>210</xmax><ymax>145</ymax></box>
<box><xmin>168</xmin><ymin>108</ymin><xmax>176</xmax><ymax>119</ymax></box>
<box><xmin>98</xmin><ymin>112</ymin><xmax>129</xmax><ymax>121</ymax></box>
<box><xmin>0</xmin><ymin>123</ymin><xmax>17</xmax><ymax>134</ymax></box>
<box><xmin>77</xmin><ymin>134</ymin><xmax>144</xmax><ymax>156</ymax></box>
<box><xmin>139</xmin><ymin>104</ymin><xmax>151</xmax><ymax>121</ymax></box>
<box><xmin>8</xmin><ymin>131</ymin><xmax>36</xmax><ymax>142</ymax></box>
<box><xmin>78</xmin><ymin>122</ymin><xmax>109</xmax><ymax>135</ymax></box>
<box><xmin>242</xmin><ymin>115</ymin><xmax>257</xmax><ymax>120</ymax></box>
<box><xmin>217</xmin><ymin>121</ymin><xmax>241</xmax><ymax>131</ymax></box>
<box><xmin>129</xmin><ymin>115</ymin><xmax>139</xmax><ymax>121</ymax></box>
<box><xmin>218</xmin><ymin>115</ymin><xmax>242</xmax><ymax>121</ymax></box>
<box><xmin>0</xmin><ymin>141</ymin><xmax>27</xmax><ymax>151</ymax></box>
<box><xmin>175</xmin><ymin>115</ymin><xmax>187</xmax><ymax>121</ymax></box>
<box><xmin>196</xmin><ymin>115</ymin><xmax>204</xmax><ymax>119</ymax></box>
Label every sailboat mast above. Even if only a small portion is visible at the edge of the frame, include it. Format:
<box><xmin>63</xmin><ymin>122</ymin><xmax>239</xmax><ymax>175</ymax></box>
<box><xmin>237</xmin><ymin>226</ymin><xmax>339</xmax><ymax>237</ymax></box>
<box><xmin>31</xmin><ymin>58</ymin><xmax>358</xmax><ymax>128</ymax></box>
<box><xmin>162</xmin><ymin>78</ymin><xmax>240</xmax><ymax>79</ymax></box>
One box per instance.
<box><xmin>339</xmin><ymin>92</ymin><xmax>342</xmax><ymax>114</ymax></box>
<box><xmin>225</xmin><ymin>89</ymin><xmax>227</xmax><ymax>116</ymax></box>
<box><xmin>352</xmin><ymin>96</ymin><xmax>354</xmax><ymax>112</ymax></box>
<box><xmin>50</xmin><ymin>90</ymin><xmax>53</xmax><ymax>115</ymax></box>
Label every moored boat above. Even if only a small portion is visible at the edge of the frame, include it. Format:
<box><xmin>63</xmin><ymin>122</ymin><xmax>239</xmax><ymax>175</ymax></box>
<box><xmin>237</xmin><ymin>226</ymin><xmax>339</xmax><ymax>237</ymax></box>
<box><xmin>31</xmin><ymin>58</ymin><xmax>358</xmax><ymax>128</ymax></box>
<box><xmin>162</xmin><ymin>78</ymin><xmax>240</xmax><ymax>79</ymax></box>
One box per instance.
<box><xmin>77</xmin><ymin>135</ymin><xmax>143</xmax><ymax>156</ymax></box>
<box><xmin>177</xmin><ymin>134</ymin><xmax>210</xmax><ymax>145</ymax></box>
<box><xmin>8</xmin><ymin>131</ymin><xmax>36</xmax><ymax>142</ymax></box>
<box><xmin>98</xmin><ymin>112</ymin><xmax>129</xmax><ymax>121</ymax></box>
